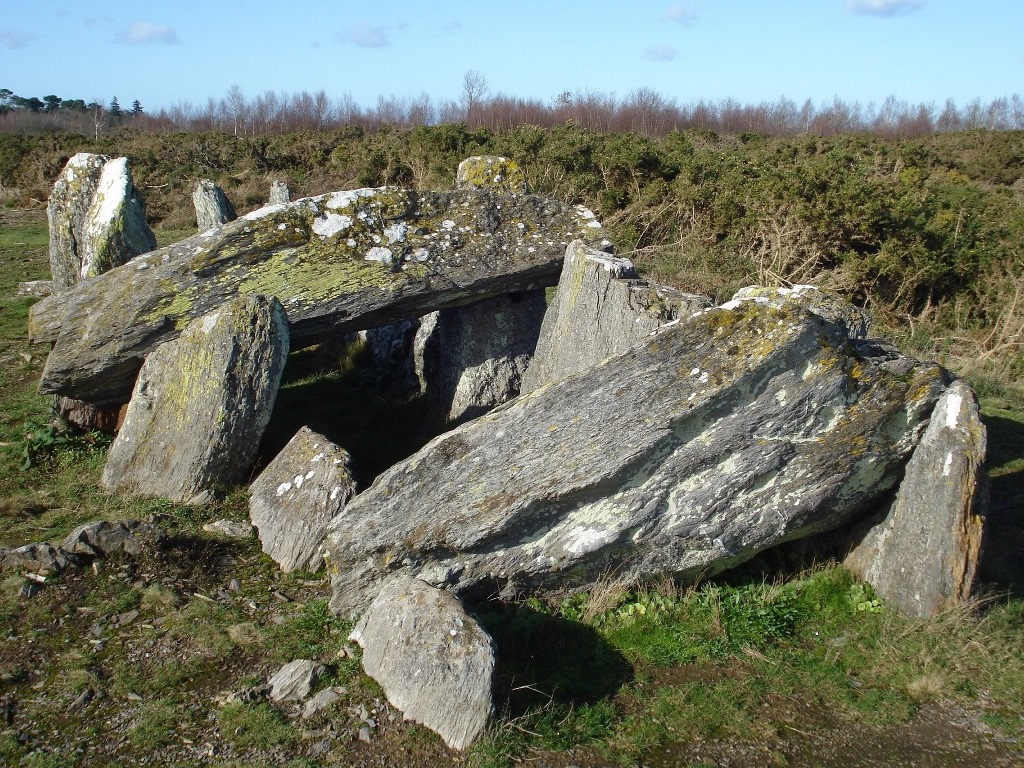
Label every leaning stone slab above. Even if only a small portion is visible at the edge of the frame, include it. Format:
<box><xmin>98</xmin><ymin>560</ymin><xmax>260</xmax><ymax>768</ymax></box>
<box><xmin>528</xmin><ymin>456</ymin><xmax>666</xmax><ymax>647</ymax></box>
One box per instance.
<box><xmin>417</xmin><ymin>290</ymin><xmax>547</xmax><ymax>424</ymax></box>
<box><xmin>47</xmin><ymin>153</ymin><xmax>156</xmax><ymax>290</ymax></box>
<box><xmin>249</xmin><ymin>427</ymin><xmax>357</xmax><ymax>572</ymax></box>
<box><xmin>193</xmin><ymin>179</ymin><xmax>237</xmax><ymax>231</ymax></box>
<box><xmin>456</xmin><ymin>155</ymin><xmax>528</xmax><ymax>194</ymax></box>
<box><xmin>521</xmin><ymin>240</ymin><xmax>711</xmax><ymax>393</ymax></box>
<box><xmin>101</xmin><ymin>295</ymin><xmax>289</xmax><ymax>503</ymax></box>
<box><xmin>32</xmin><ymin>187</ymin><xmax>608</xmax><ymax>405</ymax></box>
<box><xmin>326</xmin><ymin>300</ymin><xmax>947</xmax><ymax>613</ymax></box>
<box><xmin>843</xmin><ymin>380</ymin><xmax>986</xmax><ymax>619</ymax></box>
<box><xmin>729</xmin><ymin>285</ymin><xmax>872</xmax><ymax>340</ymax></box>
<box><xmin>60</xmin><ymin>520</ymin><xmax>164</xmax><ymax>558</ymax></box>
<box><xmin>349</xmin><ymin>576</ymin><xmax>495</xmax><ymax>750</ymax></box>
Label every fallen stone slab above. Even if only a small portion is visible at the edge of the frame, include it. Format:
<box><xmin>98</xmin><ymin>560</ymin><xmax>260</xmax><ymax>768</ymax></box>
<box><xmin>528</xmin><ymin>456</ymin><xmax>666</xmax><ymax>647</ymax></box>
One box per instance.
<box><xmin>326</xmin><ymin>299</ymin><xmax>948</xmax><ymax>614</ymax></box>
<box><xmin>46</xmin><ymin>153</ymin><xmax>156</xmax><ymax>290</ymax></box>
<box><xmin>31</xmin><ymin>187</ymin><xmax>608</xmax><ymax>406</ymax></box>
<box><xmin>249</xmin><ymin>427</ymin><xmax>357</xmax><ymax>572</ymax></box>
<box><xmin>101</xmin><ymin>294</ymin><xmax>289</xmax><ymax>503</ymax></box>
<box><xmin>0</xmin><ymin>542</ymin><xmax>76</xmax><ymax>575</ymax></box>
<box><xmin>349</xmin><ymin>576</ymin><xmax>495</xmax><ymax>750</ymax></box>
<box><xmin>844</xmin><ymin>379</ymin><xmax>987</xmax><ymax>619</ymax></box>
<box><xmin>520</xmin><ymin>240</ymin><xmax>711</xmax><ymax>393</ymax></box>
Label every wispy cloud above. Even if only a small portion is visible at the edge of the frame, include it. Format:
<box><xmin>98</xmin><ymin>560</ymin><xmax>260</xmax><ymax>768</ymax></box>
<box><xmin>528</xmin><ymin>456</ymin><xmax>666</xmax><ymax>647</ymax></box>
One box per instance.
<box><xmin>84</xmin><ymin>16</ymin><xmax>112</xmax><ymax>28</ymax></box>
<box><xmin>847</xmin><ymin>0</ymin><xmax>924</xmax><ymax>17</ymax></box>
<box><xmin>340</xmin><ymin>23</ymin><xmax>392</xmax><ymax>48</ymax></box>
<box><xmin>643</xmin><ymin>44</ymin><xmax>678</xmax><ymax>62</ymax></box>
<box><xmin>660</xmin><ymin>3</ymin><xmax>700</xmax><ymax>26</ymax></box>
<box><xmin>443</xmin><ymin>21</ymin><xmax>462</xmax><ymax>34</ymax></box>
<box><xmin>0</xmin><ymin>28</ymin><xmax>32</xmax><ymax>49</ymax></box>
<box><xmin>116</xmin><ymin>21</ymin><xmax>179</xmax><ymax>45</ymax></box>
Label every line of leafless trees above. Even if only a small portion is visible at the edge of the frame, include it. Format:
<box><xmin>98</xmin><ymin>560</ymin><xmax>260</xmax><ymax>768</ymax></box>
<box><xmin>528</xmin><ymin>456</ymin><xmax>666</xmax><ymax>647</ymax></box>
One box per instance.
<box><xmin>3</xmin><ymin>77</ymin><xmax>1023</xmax><ymax>139</ymax></box>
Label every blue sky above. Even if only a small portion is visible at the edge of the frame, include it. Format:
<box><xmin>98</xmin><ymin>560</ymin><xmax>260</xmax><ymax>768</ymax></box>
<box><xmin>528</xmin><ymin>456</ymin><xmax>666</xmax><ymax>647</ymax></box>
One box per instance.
<box><xmin>2</xmin><ymin>1</ymin><xmax>1021</xmax><ymax>112</ymax></box>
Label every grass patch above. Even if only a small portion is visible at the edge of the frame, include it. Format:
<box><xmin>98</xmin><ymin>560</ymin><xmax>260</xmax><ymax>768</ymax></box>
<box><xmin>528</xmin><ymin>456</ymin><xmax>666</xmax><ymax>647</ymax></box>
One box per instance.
<box><xmin>217</xmin><ymin>701</ymin><xmax>297</xmax><ymax>750</ymax></box>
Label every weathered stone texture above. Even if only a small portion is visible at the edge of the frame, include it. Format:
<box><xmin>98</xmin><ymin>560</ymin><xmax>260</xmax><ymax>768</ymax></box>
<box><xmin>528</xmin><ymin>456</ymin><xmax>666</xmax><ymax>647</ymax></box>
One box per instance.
<box><xmin>268</xmin><ymin>659</ymin><xmax>325</xmax><ymax>703</ymax></box>
<box><xmin>844</xmin><ymin>380</ymin><xmax>986</xmax><ymax>619</ymax></box>
<box><xmin>32</xmin><ymin>187</ymin><xmax>607</xmax><ymax>405</ymax></box>
<box><xmin>249</xmin><ymin>427</ymin><xmax>356</xmax><ymax>572</ymax></box>
<box><xmin>192</xmin><ymin>179</ymin><xmax>237</xmax><ymax>231</ymax></box>
<box><xmin>729</xmin><ymin>285</ymin><xmax>872</xmax><ymax>339</ymax></box>
<box><xmin>60</xmin><ymin>520</ymin><xmax>164</xmax><ymax>558</ymax></box>
<box><xmin>101</xmin><ymin>295</ymin><xmax>289</xmax><ymax>503</ymax></box>
<box><xmin>456</xmin><ymin>155</ymin><xmax>528</xmax><ymax>194</ymax></box>
<box><xmin>417</xmin><ymin>290</ymin><xmax>547</xmax><ymax>423</ymax></box>
<box><xmin>46</xmin><ymin>153</ymin><xmax>156</xmax><ymax>290</ymax></box>
<box><xmin>350</xmin><ymin>576</ymin><xmax>495</xmax><ymax>750</ymax></box>
<box><xmin>269</xmin><ymin>180</ymin><xmax>291</xmax><ymax>205</ymax></box>
<box><xmin>521</xmin><ymin>240</ymin><xmax>711</xmax><ymax>392</ymax></box>
<box><xmin>326</xmin><ymin>300</ymin><xmax>947</xmax><ymax>613</ymax></box>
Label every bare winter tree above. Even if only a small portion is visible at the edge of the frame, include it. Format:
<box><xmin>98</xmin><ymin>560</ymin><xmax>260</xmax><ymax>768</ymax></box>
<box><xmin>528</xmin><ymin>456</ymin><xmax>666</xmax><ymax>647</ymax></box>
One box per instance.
<box><xmin>461</xmin><ymin>70</ymin><xmax>489</xmax><ymax>127</ymax></box>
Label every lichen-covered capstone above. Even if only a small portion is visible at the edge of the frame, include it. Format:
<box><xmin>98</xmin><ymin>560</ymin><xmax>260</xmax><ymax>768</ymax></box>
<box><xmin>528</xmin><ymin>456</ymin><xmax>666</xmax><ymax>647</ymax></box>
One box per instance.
<box><xmin>192</xmin><ymin>179</ymin><xmax>237</xmax><ymax>231</ymax></box>
<box><xmin>325</xmin><ymin>300</ymin><xmax>947</xmax><ymax>614</ymax></box>
<box><xmin>349</xmin><ymin>576</ymin><xmax>495</xmax><ymax>750</ymax></box>
<box><xmin>249</xmin><ymin>427</ymin><xmax>356</xmax><ymax>572</ymax></box>
<box><xmin>32</xmin><ymin>187</ymin><xmax>607</xmax><ymax>405</ymax></box>
<box><xmin>416</xmin><ymin>290</ymin><xmax>547</xmax><ymax>424</ymax></box>
<box><xmin>520</xmin><ymin>239</ymin><xmax>711</xmax><ymax>393</ymax></box>
<box><xmin>729</xmin><ymin>284</ymin><xmax>872</xmax><ymax>340</ymax></box>
<box><xmin>844</xmin><ymin>379</ymin><xmax>986</xmax><ymax>619</ymax></box>
<box><xmin>455</xmin><ymin>155</ymin><xmax>528</xmax><ymax>194</ymax></box>
<box><xmin>46</xmin><ymin>153</ymin><xmax>156</xmax><ymax>289</ymax></box>
<box><xmin>101</xmin><ymin>295</ymin><xmax>289</xmax><ymax>503</ymax></box>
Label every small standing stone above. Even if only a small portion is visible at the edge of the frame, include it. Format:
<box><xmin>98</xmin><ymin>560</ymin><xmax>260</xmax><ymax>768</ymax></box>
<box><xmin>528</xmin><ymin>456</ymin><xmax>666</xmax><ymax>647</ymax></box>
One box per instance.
<box><xmin>192</xmin><ymin>179</ymin><xmax>237</xmax><ymax>231</ymax></box>
<box><xmin>455</xmin><ymin>156</ymin><xmax>528</xmax><ymax>194</ymax></box>
<box><xmin>269</xmin><ymin>180</ymin><xmax>291</xmax><ymax>205</ymax></box>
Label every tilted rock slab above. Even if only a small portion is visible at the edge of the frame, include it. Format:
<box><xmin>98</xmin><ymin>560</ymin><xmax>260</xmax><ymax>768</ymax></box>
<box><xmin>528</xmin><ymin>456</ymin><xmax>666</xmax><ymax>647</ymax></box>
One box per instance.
<box><xmin>249</xmin><ymin>427</ymin><xmax>357</xmax><ymax>572</ymax></box>
<box><xmin>101</xmin><ymin>295</ymin><xmax>289</xmax><ymax>503</ymax></box>
<box><xmin>31</xmin><ymin>187</ymin><xmax>607</xmax><ymax>405</ymax></box>
<box><xmin>349</xmin><ymin>576</ymin><xmax>495</xmax><ymax>750</ymax></box>
<box><xmin>417</xmin><ymin>290</ymin><xmax>547</xmax><ymax>424</ymax></box>
<box><xmin>844</xmin><ymin>380</ymin><xmax>986</xmax><ymax>619</ymax></box>
<box><xmin>47</xmin><ymin>153</ymin><xmax>156</xmax><ymax>290</ymax></box>
<box><xmin>521</xmin><ymin>240</ymin><xmax>711</xmax><ymax>393</ymax></box>
<box><xmin>326</xmin><ymin>300</ymin><xmax>947</xmax><ymax>614</ymax></box>
<box><xmin>193</xmin><ymin>179</ymin><xmax>237</xmax><ymax>231</ymax></box>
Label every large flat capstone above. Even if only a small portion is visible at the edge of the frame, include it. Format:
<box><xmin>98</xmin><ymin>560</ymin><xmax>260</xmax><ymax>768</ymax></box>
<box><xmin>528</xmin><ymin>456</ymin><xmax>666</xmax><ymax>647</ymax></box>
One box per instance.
<box><xmin>325</xmin><ymin>299</ymin><xmax>948</xmax><ymax>614</ymax></box>
<box><xmin>31</xmin><ymin>187</ymin><xmax>607</xmax><ymax>406</ymax></box>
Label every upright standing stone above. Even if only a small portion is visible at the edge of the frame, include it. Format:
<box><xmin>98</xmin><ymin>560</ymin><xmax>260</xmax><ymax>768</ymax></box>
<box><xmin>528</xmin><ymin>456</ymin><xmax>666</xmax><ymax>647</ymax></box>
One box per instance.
<box><xmin>416</xmin><ymin>291</ymin><xmax>547</xmax><ymax>424</ymax></box>
<box><xmin>192</xmin><ymin>179</ymin><xmax>237</xmax><ymax>231</ymax></box>
<box><xmin>455</xmin><ymin>155</ymin><xmax>528</xmax><ymax>194</ymax></box>
<box><xmin>47</xmin><ymin>153</ymin><xmax>156</xmax><ymax>290</ymax></box>
<box><xmin>350</xmin><ymin>576</ymin><xmax>495</xmax><ymax>750</ymax></box>
<box><xmin>101</xmin><ymin>295</ymin><xmax>289</xmax><ymax>503</ymax></box>
<box><xmin>269</xmin><ymin>180</ymin><xmax>291</xmax><ymax>205</ymax></box>
<box><xmin>844</xmin><ymin>380</ymin><xmax>987</xmax><ymax>619</ymax></box>
<box><xmin>521</xmin><ymin>240</ymin><xmax>710</xmax><ymax>393</ymax></box>
<box><xmin>249</xmin><ymin>427</ymin><xmax>356</xmax><ymax>572</ymax></box>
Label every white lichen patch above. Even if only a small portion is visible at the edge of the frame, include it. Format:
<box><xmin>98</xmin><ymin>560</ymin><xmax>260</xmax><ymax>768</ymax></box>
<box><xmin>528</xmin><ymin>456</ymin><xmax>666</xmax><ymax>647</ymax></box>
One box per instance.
<box><xmin>563</xmin><ymin>525</ymin><xmax>617</xmax><ymax>556</ymax></box>
<box><xmin>384</xmin><ymin>222</ymin><xmax>408</xmax><ymax>244</ymax></box>
<box><xmin>312</xmin><ymin>213</ymin><xmax>353</xmax><ymax>239</ymax></box>
<box><xmin>242</xmin><ymin>203</ymin><xmax>287</xmax><ymax>221</ymax></box>
<box><xmin>943</xmin><ymin>390</ymin><xmax>963</xmax><ymax>429</ymax></box>
<box><xmin>441</xmin><ymin>219</ymin><xmax>457</xmax><ymax>231</ymax></box>
<box><xmin>276</xmin><ymin>481</ymin><xmax>293</xmax><ymax>496</ymax></box>
<box><xmin>201</xmin><ymin>312</ymin><xmax>222</xmax><ymax>334</ymax></box>
<box><xmin>365</xmin><ymin>247</ymin><xmax>393</xmax><ymax>265</ymax></box>
<box><xmin>293</xmin><ymin>473</ymin><xmax>305</xmax><ymax>489</ymax></box>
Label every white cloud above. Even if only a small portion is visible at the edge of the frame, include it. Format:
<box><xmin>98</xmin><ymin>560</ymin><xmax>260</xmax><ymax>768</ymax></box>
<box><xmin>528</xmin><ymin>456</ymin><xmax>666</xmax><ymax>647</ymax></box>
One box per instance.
<box><xmin>0</xmin><ymin>28</ymin><xmax>32</xmax><ymax>49</ymax></box>
<box><xmin>643</xmin><ymin>44</ymin><xmax>678</xmax><ymax>62</ymax></box>
<box><xmin>340</xmin><ymin>23</ymin><xmax>391</xmax><ymax>48</ymax></box>
<box><xmin>660</xmin><ymin>3</ymin><xmax>699</xmax><ymax>26</ymax></box>
<box><xmin>116</xmin><ymin>22</ymin><xmax>179</xmax><ymax>45</ymax></box>
<box><xmin>847</xmin><ymin>0</ymin><xmax>924</xmax><ymax>17</ymax></box>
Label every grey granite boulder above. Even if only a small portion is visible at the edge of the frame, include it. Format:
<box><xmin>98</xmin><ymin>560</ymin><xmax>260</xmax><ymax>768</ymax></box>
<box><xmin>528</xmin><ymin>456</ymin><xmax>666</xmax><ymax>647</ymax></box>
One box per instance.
<box><xmin>192</xmin><ymin>179</ymin><xmax>237</xmax><ymax>231</ymax></box>
<box><xmin>326</xmin><ymin>300</ymin><xmax>947</xmax><ymax>614</ymax></box>
<box><xmin>417</xmin><ymin>290</ymin><xmax>547</xmax><ymax>424</ymax></box>
<box><xmin>31</xmin><ymin>187</ymin><xmax>608</xmax><ymax>406</ymax></box>
<box><xmin>349</xmin><ymin>576</ymin><xmax>495</xmax><ymax>750</ymax></box>
<box><xmin>844</xmin><ymin>380</ymin><xmax>986</xmax><ymax>619</ymax></box>
<box><xmin>249</xmin><ymin>427</ymin><xmax>356</xmax><ymax>572</ymax></box>
<box><xmin>46</xmin><ymin>153</ymin><xmax>156</xmax><ymax>290</ymax></box>
<box><xmin>101</xmin><ymin>295</ymin><xmax>289</xmax><ymax>503</ymax></box>
<box><xmin>521</xmin><ymin>240</ymin><xmax>710</xmax><ymax>393</ymax></box>
<box><xmin>456</xmin><ymin>155</ymin><xmax>528</xmax><ymax>194</ymax></box>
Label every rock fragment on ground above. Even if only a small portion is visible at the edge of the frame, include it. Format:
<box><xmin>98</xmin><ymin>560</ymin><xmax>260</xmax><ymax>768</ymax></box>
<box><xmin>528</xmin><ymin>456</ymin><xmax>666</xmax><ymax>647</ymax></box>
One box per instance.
<box><xmin>268</xmin><ymin>659</ymin><xmax>325</xmax><ymax>703</ymax></box>
<box><xmin>349</xmin><ymin>576</ymin><xmax>495</xmax><ymax>750</ymax></box>
<box><xmin>60</xmin><ymin>519</ymin><xmax>163</xmax><ymax>558</ymax></box>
